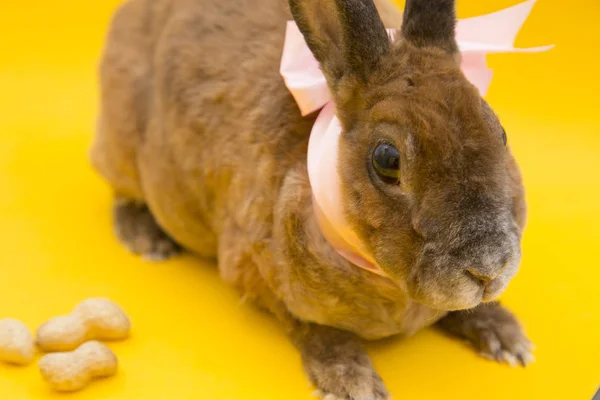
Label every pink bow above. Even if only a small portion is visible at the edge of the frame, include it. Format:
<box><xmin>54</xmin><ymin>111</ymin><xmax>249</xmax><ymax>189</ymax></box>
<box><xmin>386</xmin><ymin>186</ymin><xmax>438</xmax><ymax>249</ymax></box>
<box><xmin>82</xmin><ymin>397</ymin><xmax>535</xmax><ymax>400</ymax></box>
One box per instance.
<box><xmin>280</xmin><ymin>0</ymin><xmax>553</xmax><ymax>276</ymax></box>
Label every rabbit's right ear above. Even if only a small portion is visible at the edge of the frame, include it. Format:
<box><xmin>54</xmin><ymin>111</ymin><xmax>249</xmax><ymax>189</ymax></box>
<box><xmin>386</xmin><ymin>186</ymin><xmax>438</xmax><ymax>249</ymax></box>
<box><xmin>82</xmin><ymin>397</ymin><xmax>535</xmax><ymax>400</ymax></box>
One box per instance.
<box><xmin>289</xmin><ymin>0</ymin><xmax>390</xmax><ymax>84</ymax></box>
<box><xmin>400</xmin><ymin>0</ymin><xmax>458</xmax><ymax>55</ymax></box>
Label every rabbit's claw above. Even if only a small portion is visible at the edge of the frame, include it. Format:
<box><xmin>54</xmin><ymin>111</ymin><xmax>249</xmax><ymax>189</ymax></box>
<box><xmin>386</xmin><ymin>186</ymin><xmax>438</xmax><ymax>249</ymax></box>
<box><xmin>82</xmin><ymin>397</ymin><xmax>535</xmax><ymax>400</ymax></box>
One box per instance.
<box><xmin>307</xmin><ymin>362</ymin><xmax>389</xmax><ymax>400</ymax></box>
<box><xmin>438</xmin><ymin>302</ymin><xmax>535</xmax><ymax>367</ymax></box>
<box><xmin>477</xmin><ymin>326</ymin><xmax>535</xmax><ymax>366</ymax></box>
<box><xmin>113</xmin><ymin>198</ymin><xmax>181</xmax><ymax>261</ymax></box>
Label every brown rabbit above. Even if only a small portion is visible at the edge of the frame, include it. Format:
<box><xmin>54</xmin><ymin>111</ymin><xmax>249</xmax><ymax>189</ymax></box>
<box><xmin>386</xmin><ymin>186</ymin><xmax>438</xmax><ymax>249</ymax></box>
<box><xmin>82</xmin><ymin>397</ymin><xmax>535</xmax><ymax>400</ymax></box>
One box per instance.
<box><xmin>91</xmin><ymin>0</ymin><xmax>533</xmax><ymax>398</ymax></box>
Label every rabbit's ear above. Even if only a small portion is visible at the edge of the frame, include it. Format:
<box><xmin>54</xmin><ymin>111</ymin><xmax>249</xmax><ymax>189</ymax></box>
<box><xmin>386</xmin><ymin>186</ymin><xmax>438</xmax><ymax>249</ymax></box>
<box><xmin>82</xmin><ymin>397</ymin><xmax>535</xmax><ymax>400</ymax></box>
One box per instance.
<box><xmin>289</xmin><ymin>0</ymin><xmax>390</xmax><ymax>83</ymax></box>
<box><xmin>400</xmin><ymin>0</ymin><xmax>458</xmax><ymax>54</ymax></box>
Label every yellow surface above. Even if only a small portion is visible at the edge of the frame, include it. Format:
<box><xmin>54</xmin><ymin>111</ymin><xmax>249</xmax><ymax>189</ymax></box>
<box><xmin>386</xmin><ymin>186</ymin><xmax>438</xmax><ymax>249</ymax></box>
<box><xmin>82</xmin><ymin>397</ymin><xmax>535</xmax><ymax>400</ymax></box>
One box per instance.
<box><xmin>0</xmin><ymin>0</ymin><xmax>598</xmax><ymax>399</ymax></box>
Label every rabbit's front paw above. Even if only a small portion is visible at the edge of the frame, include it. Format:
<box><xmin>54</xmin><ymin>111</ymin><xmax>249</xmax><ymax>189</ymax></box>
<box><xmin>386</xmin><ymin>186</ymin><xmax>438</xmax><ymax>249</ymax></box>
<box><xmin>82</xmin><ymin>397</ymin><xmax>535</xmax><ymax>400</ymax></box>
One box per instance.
<box><xmin>113</xmin><ymin>198</ymin><xmax>181</xmax><ymax>261</ymax></box>
<box><xmin>308</xmin><ymin>364</ymin><xmax>389</xmax><ymax>400</ymax></box>
<box><xmin>438</xmin><ymin>302</ymin><xmax>535</xmax><ymax>366</ymax></box>
<box><xmin>473</xmin><ymin>318</ymin><xmax>534</xmax><ymax>366</ymax></box>
<box><xmin>300</xmin><ymin>325</ymin><xmax>389</xmax><ymax>400</ymax></box>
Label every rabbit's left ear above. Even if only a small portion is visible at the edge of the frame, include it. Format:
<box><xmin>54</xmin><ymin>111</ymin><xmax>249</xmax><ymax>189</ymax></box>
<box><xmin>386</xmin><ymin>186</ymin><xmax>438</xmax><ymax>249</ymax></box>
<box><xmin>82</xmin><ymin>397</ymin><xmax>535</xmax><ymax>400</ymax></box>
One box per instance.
<box><xmin>400</xmin><ymin>0</ymin><xmax>458</xmax><ymax>55</ymax></box>
<box><xmin>289</xmin><ymin>0</ymin><xmax>391</xmax><ymax>83</ymax></box>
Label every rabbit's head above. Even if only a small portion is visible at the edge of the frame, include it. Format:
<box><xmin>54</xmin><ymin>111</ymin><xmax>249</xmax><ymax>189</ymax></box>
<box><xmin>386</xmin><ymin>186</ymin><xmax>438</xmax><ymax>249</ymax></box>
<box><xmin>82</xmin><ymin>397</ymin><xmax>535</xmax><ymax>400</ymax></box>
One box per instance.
<box><xmin>290</xmin><ymin>0</ymin><xmax>526</xmax><ymax>310</ymax></box>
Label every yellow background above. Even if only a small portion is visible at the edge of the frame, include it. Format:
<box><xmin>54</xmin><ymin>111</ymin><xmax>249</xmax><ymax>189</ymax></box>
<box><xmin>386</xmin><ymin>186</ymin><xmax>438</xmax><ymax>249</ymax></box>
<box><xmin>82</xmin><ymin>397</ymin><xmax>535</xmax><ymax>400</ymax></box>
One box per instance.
<box><xmin>0</xmin><ymin>0</ymin><xmax>598</xmax><ymax>399</ymax></box>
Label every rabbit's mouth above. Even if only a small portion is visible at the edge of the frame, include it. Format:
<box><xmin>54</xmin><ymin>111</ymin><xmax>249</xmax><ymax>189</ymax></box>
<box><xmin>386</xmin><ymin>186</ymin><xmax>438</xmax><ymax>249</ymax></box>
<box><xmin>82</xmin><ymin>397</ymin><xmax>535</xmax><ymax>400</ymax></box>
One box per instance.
<box><xmin>406</xmin><ymin>275</ymin><xmax>484</xmax><ymax>311</ymax></box>
<box><xmin>481</xmin><ymin>274</ymin><xmax>513</xmax><ymax>303</ymax></box>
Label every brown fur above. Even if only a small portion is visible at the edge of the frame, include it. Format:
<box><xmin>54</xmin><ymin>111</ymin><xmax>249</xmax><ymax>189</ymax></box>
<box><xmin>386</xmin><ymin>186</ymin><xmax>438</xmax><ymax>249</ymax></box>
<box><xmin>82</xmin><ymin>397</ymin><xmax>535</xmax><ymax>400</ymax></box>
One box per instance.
<box><xmin>91</xmin><ymin>0</ymin><xmax>531</xmax><ymax>398</ymax></box>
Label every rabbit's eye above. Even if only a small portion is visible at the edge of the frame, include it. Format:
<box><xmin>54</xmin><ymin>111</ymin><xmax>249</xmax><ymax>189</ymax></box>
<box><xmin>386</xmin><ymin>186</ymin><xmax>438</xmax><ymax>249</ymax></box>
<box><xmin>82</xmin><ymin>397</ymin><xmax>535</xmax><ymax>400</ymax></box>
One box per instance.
<box><xmin>372</xmin><ymin>143</ymin><xmax>400</xmax><ymax>184</ymax></box>
<box><xmin>501</xmin><ymin>127</ymin><xmax>507</xmax><ymax>146</ymax></box>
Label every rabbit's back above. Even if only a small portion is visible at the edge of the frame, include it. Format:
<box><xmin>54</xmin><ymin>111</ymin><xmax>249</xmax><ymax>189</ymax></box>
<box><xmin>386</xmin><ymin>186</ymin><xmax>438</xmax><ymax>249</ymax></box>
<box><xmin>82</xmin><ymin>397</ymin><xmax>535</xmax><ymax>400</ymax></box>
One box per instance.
<box><xmin>92</xmin><ymin>0</ymin><xmax>317</xmax><ymax>256</ymax></box>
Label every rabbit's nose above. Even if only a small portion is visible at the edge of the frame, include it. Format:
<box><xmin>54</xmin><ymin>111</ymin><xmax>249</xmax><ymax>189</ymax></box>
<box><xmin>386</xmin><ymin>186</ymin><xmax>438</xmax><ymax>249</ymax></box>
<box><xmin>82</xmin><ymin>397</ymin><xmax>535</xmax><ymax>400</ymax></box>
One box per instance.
<box><xmin>465</xmin><ymin>268</ymin><xmax>497</xmax><ymax>286</ymax></box>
